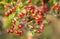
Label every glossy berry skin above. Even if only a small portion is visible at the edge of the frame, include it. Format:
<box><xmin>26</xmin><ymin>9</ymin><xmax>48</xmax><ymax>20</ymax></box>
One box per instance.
<box><xmin>12</xmin><ymin>7</ymin><xmax>16</xmax><ymax>11</ymax></box>
<box><xmin>40</xmin><ymin>26</ymin><xmax>44</xmax><ymax>30</ymax></box>
<box><xmin>9</xmin><ymin>9</ymin><xmax>13</xmax><ymax>13</ymax></box>
<box><xmin>15</xmin><ymin>30</ymin><xmax>18</xmax><ymax>34</ymax></box>
<box><xmin>18</xmin><ymin>15</ymin><xmax>22</xmax><ymax>19</ymax></box>
<box><xmin>31</xmin><ymin>6</ymin><xmax>35</xmax><ymax>10</ymax></box>
<box><xmin>5</xmin><ymin>12</ymin><xmax>9</xmax><ymax>16</ymax></box>
<box><xmin>55</xmin><ymin>3</ymin><xmax>59</xmax><ymax>10</ymax></box>
<box><xmin>18</xmin><ymin>12</ymin><xmax>24</xmax><ymax>19</ymax></box>
<box><xmin>31</xmin><ymin>10</ymin><xmax>34</xmax><ymax>14</ymax></box>
<box><xmin>36</xmin><ymin>30</ymin><xmax>40</xmax><ymax>34</ymax></box>
<box><xmin>40</xmin><ymin>23</ymin><xmax>44</xmax><ymax>30</ymax></box>
<box><xmin>36</xmin><ymin>19</ymin><xmax>41</xmax><ymax>25</ymax></box>
<box><xmin>41</xmin><ymin>23</ymin><xmax>44</xmax><ymax>27</ymax></box>
<box><xmin>18</xmin><ymin>30</ymin><xmax>24</xmax><ymax>35</ymax></box>
<box><xmin>20</xmin><ymin>12</ymin><xmax>24</xmax><ymax>16</ymax></box>
<box><xmin>35</xmin><ymin>9</ymin><xmax>39</xmax><ymax>13</ymax></box>
<box><xmin>7</xmin><ymin>10</ymin><xmax>11</xmax><ymax>14</ymax></box>
<box><xmin>19</xmin><ymin>30</ymin><xmax>23</xmax><ymax>34</ymax></box>
<box><xmin>18</xmin><ymin>24</ymin><xmax>23</xmax><ymax>28</ymax></box>
<box><xmin>52</xmin><ymin>3</ymin><xmax>59</xmax><ymax>10</ymax></box>
<box><xmin>37</xmin><ymin>15</ymin><xmax>43</xmax><ymax>19</ymax></box>
<box><xmin>11</xmin><ymin>25</ymin><xmax>14</xmax><ymax>29</ymax></box>
<box><xmin>10</xmin><ymin>29</ymin><xmax>14</xmax><ymax>33</ymax></box>
<box><xmin>7</xmin><ymin>29</ymin><xmax>10</xmax><ymax>33</ymax></box>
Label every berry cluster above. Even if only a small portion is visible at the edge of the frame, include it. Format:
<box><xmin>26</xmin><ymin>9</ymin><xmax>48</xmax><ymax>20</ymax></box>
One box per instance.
<box><xmin>5</xmin><ymin>7</ymin><xmax>16</xmax><ymax>16</ymax></box>
<box><xmin>5</xmin><ymin>1</ymin><xmax>52</xmax><ymax>36</ymax></box>
<box><xmin>7</xmin><ymin>19</ymin><xmax>24</xmax><ymax>35</ymax></box>
<box><xmin>52</xmin><ymin>3</ymin><xmax>59</xmax><ymax>10</ymax></box>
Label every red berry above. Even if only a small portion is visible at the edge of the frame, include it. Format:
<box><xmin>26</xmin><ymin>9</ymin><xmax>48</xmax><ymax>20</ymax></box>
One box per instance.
<box><xmin>37</xmin><ymin>15</ymin><xmax>43</xmax><ymax>19</ymax></box>
<box><xmin>31</xmin><ymin>10</ymin><xmax>34</xmax><ymax>14</ymax></box>
<box><xmin>40</xmin><ymin>26</ymin><xmax>44</xmax><ymax>30</ymax></box>
<box><xmin>54</xmin><ymin>3</ymin><xmax>59</xmax><ymax>10</ymax></box>
<box><xmin>18</xmin><ymin>15</ymin><xmax>22</xmax><ymax>19</ymax></box>
<box><xmin>40</xmin><ymin>23</ymin><xmax>44</xmax><ymax>30</ymax></box>
<box><xmin>35</xmin><ymin>9</ymin><xmax>39</xmax><ymax>13</ymax></box>
<box><xmin>12</xmin><ymin>19</ymin><xmax>16</xmax><ymax>24</ymax></box>
<box><xmin>39</xmin><ymin>9</ymin><xmax>42</xmax><ymax>13</ymax></box>
<box><xmin>36</xmin><ymin>30</ymin><xmax>40</xmax><ymax>34</ymax></box>
<box><xmin>7</xmin><ymin>29</ymin><xmax>10</xmax><ymax>33</ymax></box>
<box><xmin>36</xmin><ymin>19</ymin><xmax>41</xmax><ymax>25</ymax></box>
<box><xmin>5</xmin><ymin>12</ymin><xmax>9</xmax><ymax>16</ymax></box>
<box><xmin>7</xmin><ymin>10</ymin><xmax>11</xmax><ymax>14</ymax></box>
<box><xmin>20</xmin><ymin>12</ymin><xmax>24</xmax><ymax>15</ymax></box>
<box><xmin>55</xmin><ymin>3</ymin><xmax>58</xmax><ymax>7</ymax></box>
<box><xmin>19</xmin><ymin>12</ymin><xmax>24</xmax><ymax>16</ymax></box>
<box><xmin>12</xmin><ymin>7</ymin><xmax>16</xmax><ymax>11</ymax></box>
<box><xmin>9</xmin><ymin>9</ymin><xmax>13</xmax><ymax>13</ymax></box>
<box><xmin>19</xmin><ymin>30</ymin><xmax>23</xmax><ymax>34</ymax></box>
<box><xmin>11</xmin><ymin>25</ymin><xmax>14</xmax><ymax>29</ymax></box>
<box><xmin>18</xmin><ymin>30</ymin><xmax>24</xmax><ymax>35</ymax></box>
<box><xmin>15</xmin><ymin>30</ymin><xmax>18</xmax><ymax>34</ymax></box>
<box><xmin>10</xmin><ymin>29</ymin><xmax>14</xmax><ymax>33</ymax></box>
<box><xmin>42</xmin><ymin>27</ymin><xmax>44</xmax><ymax>30</ymax></box>
<box><xmin>31</xmin><ymin>6</ymin><xmax>35</xmax><ymax>9</ymax></box>
<box><xmin>28</xmin><ymin>6</ymin><xmax>31</xmax><ymax>10</ymax></box>
<box><xmin>41</xmin><ymin>23</ymin><xmax>44</xmax><ymax>27</ymax></box>
<box><xmin>18</xmin><ymin>23</ymin><xmax>23</xmax><ymax>28</ymax></box>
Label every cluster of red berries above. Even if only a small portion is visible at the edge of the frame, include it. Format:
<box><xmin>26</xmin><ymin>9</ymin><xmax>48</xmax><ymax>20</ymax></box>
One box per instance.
<box><xmin>7</xmin><ymin>29</ymin><xmax>24</xmax><ymax>35</ymax></box>
<box><xmin>5</xmin><ymin>1</ymin><xmax>52</xmax><ymax>35</ymax></box>
<box><xmin>5</xmin><ymin>7</ymin><xmax>16</xmax><ymax>16</ymax></box>
<box><xmin>18</xmin><ymin>12</ymin><xmax>25</xmax><ymax>19</ymax></box>
<box><xmin>52</xmin><ymin>3</ymin><xmax>59</xmax><ymax>10</ymax></box>
<box><xmin>7</xmin><ymin>19</ymin><xmax>24</xmax><ymax>35</ymax></box>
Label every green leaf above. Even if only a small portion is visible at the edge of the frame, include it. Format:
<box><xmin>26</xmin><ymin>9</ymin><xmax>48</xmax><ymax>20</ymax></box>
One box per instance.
<box><xmin>43</xmin><ymin>20</ymin><xmax>48</xmax><ymax>24</ymax></box>
<box><xmin>5</xmin><ymin>0</ymin><xmax>12</xmax><ymax>3</ymax></box>
<box><xmin>8</xmin><ymin>12</ymin><xmax>17</xmax><ymax>20</ymax></box>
